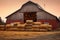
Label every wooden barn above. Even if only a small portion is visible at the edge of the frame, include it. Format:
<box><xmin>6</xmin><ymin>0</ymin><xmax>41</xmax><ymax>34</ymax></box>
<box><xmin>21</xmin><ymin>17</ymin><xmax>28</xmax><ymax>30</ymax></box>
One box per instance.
<box><xmin>6</xmin><ymin>1</ymin><xmax>59</xmax><ymax>30</ymax></box>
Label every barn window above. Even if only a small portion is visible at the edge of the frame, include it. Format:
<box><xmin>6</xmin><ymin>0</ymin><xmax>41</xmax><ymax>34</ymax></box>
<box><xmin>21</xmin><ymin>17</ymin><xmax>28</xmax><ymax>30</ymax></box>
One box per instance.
<box><xmin>44</xmin><ymin>22</ymin><xmax>49</xmax><ymax>24</ymax></box>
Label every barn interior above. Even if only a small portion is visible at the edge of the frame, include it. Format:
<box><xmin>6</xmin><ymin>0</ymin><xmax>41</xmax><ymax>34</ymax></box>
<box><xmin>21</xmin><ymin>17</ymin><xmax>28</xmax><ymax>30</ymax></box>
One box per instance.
<box><xmin>24</xmin><ymin>12</ymin><xmax>37</xmax><ymax>23</ymax></box>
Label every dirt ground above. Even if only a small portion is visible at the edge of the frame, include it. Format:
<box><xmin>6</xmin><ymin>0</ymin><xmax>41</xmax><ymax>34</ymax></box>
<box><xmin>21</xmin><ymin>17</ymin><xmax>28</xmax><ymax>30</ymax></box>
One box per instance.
<box><xmin>0</xmin><ymin>31</ymin><xmax>60</xmax><ymax>40</ymax></box>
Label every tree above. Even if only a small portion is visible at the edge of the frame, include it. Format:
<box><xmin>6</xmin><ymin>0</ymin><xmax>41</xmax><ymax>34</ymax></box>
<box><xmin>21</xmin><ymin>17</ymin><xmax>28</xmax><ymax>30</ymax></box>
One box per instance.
<box><xmin>59</xmin><ymin>17</ymin><xmax>60</xmax><ymax>21</ymax></box>
<box><xmin>0</xmin><ymin>17</ymin><xmax>5</xmax><ymax>25</ymax></box>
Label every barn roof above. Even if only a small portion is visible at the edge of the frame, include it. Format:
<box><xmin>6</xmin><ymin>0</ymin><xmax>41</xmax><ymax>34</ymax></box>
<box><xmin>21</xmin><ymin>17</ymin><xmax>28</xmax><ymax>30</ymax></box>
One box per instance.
<box><xmin>22</xmin><ymin>1</ymin><xmax>43</xmax><ymax>9</ymax></box>
<box><xmin>6</xmin><ymin>1</ymin><xmax>43</xmax><ymax>18</ymax></box>
<box><xmin>6</xmin><ymin>1</ymin><xmax>59</xmax><ymax>21</ymax></box>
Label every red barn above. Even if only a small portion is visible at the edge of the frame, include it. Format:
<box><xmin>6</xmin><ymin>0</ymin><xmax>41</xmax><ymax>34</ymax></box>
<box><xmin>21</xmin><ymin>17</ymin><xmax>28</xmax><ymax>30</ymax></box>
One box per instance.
<box><xmin>6</xmin><ymin>1</ymin><xmax>59</xmax><ymax>30</ymax></box>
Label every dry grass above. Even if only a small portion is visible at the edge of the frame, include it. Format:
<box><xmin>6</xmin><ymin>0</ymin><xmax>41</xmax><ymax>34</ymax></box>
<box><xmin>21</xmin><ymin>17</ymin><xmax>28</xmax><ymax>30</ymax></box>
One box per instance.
<box><xmin>0</xmin><ymin>31</ymin><xmax>60</xmax><ymax>40</ymax></box>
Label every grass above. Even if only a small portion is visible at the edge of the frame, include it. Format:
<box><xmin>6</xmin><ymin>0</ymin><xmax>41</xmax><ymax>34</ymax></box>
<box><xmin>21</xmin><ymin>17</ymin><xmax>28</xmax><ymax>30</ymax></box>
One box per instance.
<box><xmin>0</xmin><ymin>31</ymin><xmax>60</xmax><ymax>39</ymax></box>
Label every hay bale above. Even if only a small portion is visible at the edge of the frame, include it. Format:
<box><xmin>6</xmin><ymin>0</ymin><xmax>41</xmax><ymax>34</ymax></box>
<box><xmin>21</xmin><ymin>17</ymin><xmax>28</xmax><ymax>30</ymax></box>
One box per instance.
<box><xmin>6</xmin><ymin>28</ymin><xmax>19</xmax><ymax>31</ymax></box>
<box><xmin>40</xmin><ymin>24</ymin><xmax>52</xmax><ymax>31</ymax></box>
<box><xmin>0</xmin><ymin>28</ymin><xmax>4</xmax><ymax>30</ymax></box>
<box><xmin>10</xmin><ymin>22</ymin><xmax>21</xmax><ymax>27</ymax></box>
<box><xmin>12</xmin><ymin>22</ymin><xmax>20</xmax><ymax>24</ymax></box>
<box><xmin>31</xmin><ymin>27</ymin><xmax>40</xmax><ymax>31</ymax></box>
<box><xmin>25</xmin><ymin>20</ymin><xmax>33</xmax><ymax>26</ymax></box>
<box><xmin>39</xmin><ymin>29</ymin><xmax>47</xmax><ymax>31</ymax></box>
<box><xmin>0</xmin><ymin>25</ymin><xmax>5</xmax><ymax>27</ymax></box>
<box><xmin>6</xmin><ymin>24</ymin><xmax>11</xmax><ymax>27</ymax></box>
<box><xmin>26</xmin><ymin>20</ymin><xmax>33</xmax><ymax>23</ymax></box>
<box><xmin>18</xmin><ymin>23</ymin><xmax>26</xmax><ymax>27</ymax></box>
<box><xmin>0</xmin><ymin>25</ymin><xmax>4</xmax><ymax>30</ymax></box>
<box><xmin>25</xmin><ymin>20</ymin><xmax>33</xmax><ymax>28</ymax></box>
<box><xmin>40</xmin><ymin>24</ymin><xmax>52</xmax><ymax>28</ymax></box>
<box><xmin>32</xmin><ymin>22</ymin><xmax>41</xmax><ymax>27</ymax></box>
<box><xmin>32</xmin><ymin>25</ymin><xmax>40</xmax><ymax>27</ymax></box>
<box><xmin>33</xmin><ymin>22</ymin><xmax>42</xmax><ymax>25</ymax></box>
<box><xmin>26</xmin><ymin>20</ymin><xmax>33</xmax><ymax>24</ymax></box>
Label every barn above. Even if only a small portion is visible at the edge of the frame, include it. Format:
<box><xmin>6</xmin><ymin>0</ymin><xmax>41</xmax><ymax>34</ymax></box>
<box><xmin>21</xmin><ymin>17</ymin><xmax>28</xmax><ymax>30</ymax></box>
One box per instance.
<box><xmin>6</xmin><ymin>1</ymin><xmax>59</xmax><ymax>30</ymax></box>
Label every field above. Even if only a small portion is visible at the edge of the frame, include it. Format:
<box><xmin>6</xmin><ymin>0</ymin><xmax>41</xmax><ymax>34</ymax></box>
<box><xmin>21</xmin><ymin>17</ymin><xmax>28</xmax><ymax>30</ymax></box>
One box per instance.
<box><xmin>0</xmin><ymin>31</ymin><xmax>60</xmax><ymax>40</ymax></box>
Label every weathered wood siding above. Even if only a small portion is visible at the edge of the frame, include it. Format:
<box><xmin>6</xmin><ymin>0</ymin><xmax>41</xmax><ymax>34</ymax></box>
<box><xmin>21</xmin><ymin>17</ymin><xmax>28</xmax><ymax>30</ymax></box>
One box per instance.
<box><xmin>20</xmin><ymin>4</ymin><xmax>40</xmax><ymax>12</ymax></box>
<box><xmin>36</xmin><ymin>11</ymin><xmax>58</xmax><ymax>30</ymax></box>
<box><xmin>37</xmin><ymin>11</ymin><xmax>56</xmax><ymax>20</ymax></box>
<box><xmin>7</xmin><ymin>12</ymin><xmax>24</xmax><ymax>20</ymax></box>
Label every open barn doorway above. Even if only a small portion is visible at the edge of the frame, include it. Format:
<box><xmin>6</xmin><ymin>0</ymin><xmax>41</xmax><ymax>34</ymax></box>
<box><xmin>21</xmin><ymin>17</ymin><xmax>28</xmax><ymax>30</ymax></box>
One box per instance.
<box><xmin>24</xmin><ymin>12</ymin><xmax>37</xmax><ymax>23</ymax></box>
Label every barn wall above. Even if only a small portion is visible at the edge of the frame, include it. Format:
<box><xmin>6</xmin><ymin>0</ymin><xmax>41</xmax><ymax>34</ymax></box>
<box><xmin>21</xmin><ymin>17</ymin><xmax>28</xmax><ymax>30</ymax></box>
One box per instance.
<box><xmin>37</xmin><ymin>19</ymin><xmax>58</xmax><ymax>30</ymax></box>
<box><xmin>20</xmin><ymin>4</ymin><xmax>40</xmax><ymax>12</ymax></box>
<box><xmin>7</xmin><ymin>12</ymin><xmax>24</xmax><ymax>20</ymax></box>
<box><xmin>6</xmin><ymin>12</ymin><xmax>24</xmax><ymax>24</ymax></box>
<box><xmin>36</xmin><ymin>11</ymin><xmax>58</xmax><ymax>30</ymax></box>
<box><xmin>36</xmin><ymin>12</ymin><xmax>56</xmax><ymax>20</ymax></box>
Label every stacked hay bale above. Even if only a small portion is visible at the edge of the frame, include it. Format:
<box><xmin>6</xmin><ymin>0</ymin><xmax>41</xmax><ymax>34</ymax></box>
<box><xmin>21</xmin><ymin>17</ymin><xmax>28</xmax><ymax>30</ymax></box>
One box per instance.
<box><xmin>6</xmin><ymin>24</ymin><xmax>15</xmax><ymax>31</ymax></box>
<box><xmin>11</xmin><ymin>22</ymin><xmax>20</xmax><ymax>27</ymax></box>
<box><xmin>6</xmin><ymin>22</ymin><xmax>21</xmax><ymax>31</ymax></box>
<box><xmin>0</xmin><ymin>25</ymin><xmax>5</xmax><ymax>30</ymax></box>
<box><xmin>25</xmin><ymin>20</ymin><xmax>33</xmax><ymax>31</ymax></box>
<box><xmin>40</xmin><ymin>24</ymin><xmax>52</xmax><ymax>31</ymax></box>
<box><xmin>5</xmin><ymin>21</ymin><xmax>52</xmax><ymax>31</ymax></box>
<box><xmin>32</xmin><ymin>22</ymin><xmax>52</xmax><ymax>31</ymax></box>
<box><xmin>17</xmin><ymin>23</ymin><xmax>26</xmax><ymax>31</ymax></box>
<box><xmin>32</xmin><ymin>22</ymin><xmax>41</xmax><ymax>31</ymax></box>
<box><xmin>6</xmin><ymin>22</ymin><xmax>20</xmax><ymax>27</ymax></box>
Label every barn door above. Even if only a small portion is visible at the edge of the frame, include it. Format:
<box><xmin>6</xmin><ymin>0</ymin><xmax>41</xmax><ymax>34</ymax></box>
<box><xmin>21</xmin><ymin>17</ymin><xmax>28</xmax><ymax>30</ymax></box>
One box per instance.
<box><xmin>24</xmin><ymin>12</ymin><xmax>37</xmax><ymax>23</ymax></box>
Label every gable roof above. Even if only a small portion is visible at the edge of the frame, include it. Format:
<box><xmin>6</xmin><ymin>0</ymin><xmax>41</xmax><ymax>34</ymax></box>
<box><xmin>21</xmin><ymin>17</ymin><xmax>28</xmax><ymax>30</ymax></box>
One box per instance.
<box><xmin>41</xmin><ymin>9</ymin><xmax>59</xmax><ymax>21</ymax></box>
<box><xmin>21</xmin><ymin>1</ymin><xmax>43</xmax><ymax>9</ymax></box>
<box><xmin>6</xmin><ymin>1</ymin><xmax>43</xmax><ymax>18</ymax></box>
<box><xmin>6</xmin><ymin>1</ymin><xmax>59</xmax><ymax>21</ymax></box>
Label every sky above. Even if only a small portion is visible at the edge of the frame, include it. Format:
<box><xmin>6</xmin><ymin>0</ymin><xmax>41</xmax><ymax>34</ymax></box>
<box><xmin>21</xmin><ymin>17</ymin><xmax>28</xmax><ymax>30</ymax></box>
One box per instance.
<box><xmin>0</xmin><ymin>0</ymin><xmax>60</xmax><ymax>22</ymax></box>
